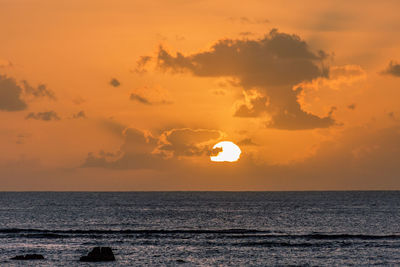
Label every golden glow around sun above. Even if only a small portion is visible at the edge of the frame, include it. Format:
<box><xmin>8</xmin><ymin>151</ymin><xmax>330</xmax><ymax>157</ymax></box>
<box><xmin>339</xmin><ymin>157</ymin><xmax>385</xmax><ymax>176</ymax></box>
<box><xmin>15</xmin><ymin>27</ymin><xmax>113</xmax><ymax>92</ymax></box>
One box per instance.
<box><xmin>210</xmin><ymin>141</ymin><xmax>242</xmax><ymax>162</ymax></box>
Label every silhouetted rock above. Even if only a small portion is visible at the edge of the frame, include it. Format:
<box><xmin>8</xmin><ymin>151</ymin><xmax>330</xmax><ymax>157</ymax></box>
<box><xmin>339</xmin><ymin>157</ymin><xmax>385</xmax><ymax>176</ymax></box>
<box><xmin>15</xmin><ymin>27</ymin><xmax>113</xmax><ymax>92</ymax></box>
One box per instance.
<box><xmin>79</xmin><ymin>247</ymin><xmax>115</xmax><ymax>262</ymax></box>
<box><xmin>11</xmin><ymin>254</ymin><xmax>45</xmax><ymax>260</ymax></box>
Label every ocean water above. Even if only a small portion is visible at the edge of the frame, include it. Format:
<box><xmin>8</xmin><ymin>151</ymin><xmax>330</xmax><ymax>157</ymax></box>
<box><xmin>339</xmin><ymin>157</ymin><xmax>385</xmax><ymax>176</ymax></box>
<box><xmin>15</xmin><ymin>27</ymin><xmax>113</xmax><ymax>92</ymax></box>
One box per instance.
<box><xmin>0</xmin><ymin>191</ymin><xmax>400</xmax><ymax>266</ymax></box>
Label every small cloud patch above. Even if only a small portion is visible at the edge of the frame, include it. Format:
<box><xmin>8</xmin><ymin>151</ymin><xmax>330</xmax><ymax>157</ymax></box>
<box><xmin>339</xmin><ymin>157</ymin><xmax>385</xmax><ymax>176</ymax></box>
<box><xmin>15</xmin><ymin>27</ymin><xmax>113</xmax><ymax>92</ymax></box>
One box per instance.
<box><xmin>381</xmin><ymin>61</ymin><xmax>400</xmax><ymax>77</ymax></box>
<box><xmin>26</xmin><ymin>111</ymin><xmax>61</xmax><ymax>121</ymax></box>
<box><xmin>72</xmin><ymin>110</ymin><xmax>86</xmax><ymax>119</ymax></box>
<box><xmin>109</xmin><ymin>78</ymin><xmax>121</xmax><ymax>87</ymax></box>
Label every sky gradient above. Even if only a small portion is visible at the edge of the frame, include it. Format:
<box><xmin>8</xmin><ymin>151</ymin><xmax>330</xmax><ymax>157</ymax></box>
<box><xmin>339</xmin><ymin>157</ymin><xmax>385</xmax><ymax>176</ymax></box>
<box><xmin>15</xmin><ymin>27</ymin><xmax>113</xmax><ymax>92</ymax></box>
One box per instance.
<box><xmin>1</xmin><ymin>0</ymin><xmax>400</xmax><ymax>190</ymax></box>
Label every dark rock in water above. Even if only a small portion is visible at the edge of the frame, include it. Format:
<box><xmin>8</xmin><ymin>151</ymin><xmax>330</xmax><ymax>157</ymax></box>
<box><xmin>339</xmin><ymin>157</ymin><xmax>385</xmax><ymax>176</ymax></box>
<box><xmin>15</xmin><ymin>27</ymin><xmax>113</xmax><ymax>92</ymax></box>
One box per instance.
<box><xmin>80</xmin><ymin>247</ymin><xmax>115</xmax><ymax>262</ymax></box>
<box><xmin>11</xmin><ymin>254</ymin><xmax>45</xmax><ymax>260</ymax></box>
<box><xmin>176</xmin><ymin>259</ymin><xmax>186</xmax><ymax>264</ymax></box>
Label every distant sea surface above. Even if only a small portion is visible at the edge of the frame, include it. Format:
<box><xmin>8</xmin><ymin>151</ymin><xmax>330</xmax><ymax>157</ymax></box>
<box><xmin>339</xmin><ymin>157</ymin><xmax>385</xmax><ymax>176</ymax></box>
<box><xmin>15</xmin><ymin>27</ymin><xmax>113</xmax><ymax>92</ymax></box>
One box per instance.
<box><xmin>1</xmin><ymin>192</ymin><xmax>400</xmax><ymax>266</ymax></box>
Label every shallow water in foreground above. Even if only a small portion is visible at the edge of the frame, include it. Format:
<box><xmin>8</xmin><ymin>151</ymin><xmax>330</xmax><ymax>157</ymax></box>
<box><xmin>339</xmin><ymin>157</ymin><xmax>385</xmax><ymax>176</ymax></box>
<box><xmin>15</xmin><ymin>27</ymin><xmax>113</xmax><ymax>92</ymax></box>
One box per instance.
<box><xmin>0</xmin><ymin>191</ymin><xmax>400</xmax><ymax>266</ymax></box>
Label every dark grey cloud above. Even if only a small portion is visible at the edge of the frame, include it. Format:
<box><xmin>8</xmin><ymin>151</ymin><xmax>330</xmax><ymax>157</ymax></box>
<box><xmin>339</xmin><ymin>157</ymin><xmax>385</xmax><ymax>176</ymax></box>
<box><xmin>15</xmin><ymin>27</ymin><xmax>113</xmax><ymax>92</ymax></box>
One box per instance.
<box><xmin>22</xmin><ymin>80</ymin><xmax>56</xmax><ymax>100</ymax></box>
<box><xmin>130</xmin><ymin>93</ymin><xmax>151</xmax><ymax>105</ymax></box>
<box><xmin>266</xmin><ymin>104</ymin><xmax>335</xmax><ymax>130</ymax></box>
<box><xmin>25</xmin><ymin>111</ymin><xmax>60</xmax><ymax>121</ymax></box>
<box><xmin>237</xmin><ymin>138</ymin><xmax>258</xmax><ymax>146</ymax></box>
<box><xmin>72</xmin><ymin>110</ymin><xmax>86</xmax><ymax>119</ymax></box>
<box><xmin>157</xmin><ymin>29</ymin><xmax>328</xmax><ymax>84</ymax></box>
<box><xmin>234</xmin><ymin>95</ymin><xmax>268</xmax><ymax>117</ymax></box>
<box><xmin>82</xmin><ymin>128</ymin><xmax>164</xmax><ymax>169</ymax></box>
<box><xmin>132</xmin><ymin>56</ymin><xmax>152</xmax><ymax>74</ymax></box>
<box><xmin>0</xmin><ymin>74</ymin><xmax>57</xmax><ymax>112</ymax></box>
<box><xmin>72</xmin><ymin>97</ymin><xmax>85</xmax><ymax>105</ymax></box>
<box><xmin>83</xmin><ymin>153</ymin><xmax>113</xmax><ymax>168</ymax></box>
<box><xmin>82</xmin><ymin>127</ymin><xmax>222</xmax><ymax>169</ymax></box>
<box><xmin>99</xmin><ymin>119</ymin><xmax>126</xmax><ymax>137</ymax></box>
<box><xmin>130</xmin><ymin>93</ymin><xmax>172</xmax><ymax>105</ymax></box>
<box><xmin>348</xmin><ymin>103</ymin><xmax>356</xmax><ymax>110</ymax></box>
<box><xmin>81</xmin><ymin>126</ymin><xmax>400</xmax><ymax>189</ymax></box>
<box><xmin>209</xmin><ymin>147</ymin><xmax>223</xmax><ymax>156</ymax></box>
<box><xmin>156</xmin><ymin>29</ymin><xmax>334</xmax><ymax>130</ymax></box>
<box><xmin>266</xmin><ymin>108</ymin><xmax>335</xmax><ymax>130</ymax></box>
<box><xmin>212</xmin><ymin>89</ymin><xmax>226</xmax><ymax>96</ymax></box>
<box><xmin>0</xmin><ymin>74</ymin><xmax>27</xmax><ymax>111</ymax></box>
<box><xmin>156</xmin><ymin>128</ymin><xmax>223</xmax><ymax>157</ymax></box>
<box><xmin>382</xmin><ymin>61</ymin><xmax>400</xmax><ymax>77</ymax></box>
<box><xmin>109</xmin><ymin>78</ymin><xmax>121</xmax><ymax>87</ymax></box>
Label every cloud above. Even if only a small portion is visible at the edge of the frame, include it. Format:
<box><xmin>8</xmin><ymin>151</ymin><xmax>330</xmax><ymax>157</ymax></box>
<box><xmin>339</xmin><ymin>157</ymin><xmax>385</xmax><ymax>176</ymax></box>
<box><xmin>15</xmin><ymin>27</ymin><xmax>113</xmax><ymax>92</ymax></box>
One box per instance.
<box><xmin>155</xmin><ymin>128</ymin><xmax>224</xmax><ymax>158</ymax></box>
<box><xmin>130</xmin><ymin>93</ymin><xmax>151</xmax><ymax>105</ymax></box>
<box><xmin>82</xmin><ymin>128</ymin><xmax>163</xmax><ymax>169</ymax></box>
<box><xmin>234</xmin><ymin>91</ymin><xmax>269</xmax><ymax>117</ymax></box>
<box><xmin>388</xmin><ymin>112</ymin><xmax>396</xmax><ymax>120</ymax></box>
<box><xmin>382</xmin><ymin>61</ymin><xmax>400</xmax><ymax>77</ymax></box>
<box><xmin>212</xmin><ymin>89</ymin><xmax>227</xmax><ymax>96</ymax></box>
<box><xmin>82</xmin><ymin>127</ymin><xmax>223</xmax><ymax>169</ymax></box>
<box><xmin>0</xmin><ymin>74</ymin><xmax>27</xmax><ymax>111</ymax></box>
<box><xmin>0</xmin><ymin>74</ymin><xmax>57</xmax><ymax>112</ymax></box>
<box><xmin>98</xmin><ymin>118</ymin><xmax>127</xmax><ymax>137</ymax></box>
<box><xmin>296</xmin><ymin>65</ymin><xmax>365</xmax><ymax>117</ymax></box>
<box><xmin>326</xmin><ymin>65</ymin><xmax>366</xmax><ymax>88</ymax></box>
<box><xmin>209</xmin><ymin>147</ymin><xmax>223</xmax><ymax>156</ymax></box>
<box><xmin>109</xmin><ymin>78</ymin><xmax>121</xmax><ymax>87</ymax></box>
<box><xmin>132</xmin><ymin>56</ymin><xmax>152</xmax><ymax>74</ymax></box>
<box><xmin>156</xmin><ymin>29</ymin><xmax>334</xmax><ymax>130</ymax></box>
<box><xmin>72</xmin><ymin>110</ymin><xmax>86</xmax><ymax>119</ymax></box>
<box><xmin>329</xmin><ymin>65</ymin><xmax>365</xmax><ymax>79</ymax></box>
<box><xmin>22</xmin><ymin>80</ymin><xmax>56</xmax><ymax>100</ymax></box>
<box><xmin>348</xmin><ymin>103</ymin><xmax>356</xmax><ymax>110</ymax></box>
<box><xmin>130</xmin><ymin>93</ymin><xmax>172</xmax><ymax>105</ymax></box>
<box><xmin>72</xmin><ymin>97</ymin><xmax>86</xmax><ymax>105</ymax></box>
<box><xmin>265</xmin><ymin>106</ymin><xmax>335</xmax><ymax>130</ymax></box>
<box><xmin>157</xmin><ymin>29</ymin><xmax>328</xmax><ymax>84</ymax></box>
<box><xmin>237</xmin><ymin>138</ymin><xmax>258</xmax><ymax>146</ymax></box>
<box><xmin>230</xmin><ymin>125</ymin><xmax>400</xmax><ymax>190</ymax></box>
<box><xmin>294</xmin><ymin>125</ymin><xmax>400</xmax><ymax>185</ymax></box>
<box><xmin>25</xmin><ymin>111</ymin><xmax>60</xmax><ymax>121</ymax></box>
<box><xmin>78</xmin><ymin>122</ymin><xmax>400</xmax><ymax>189</ymax></box>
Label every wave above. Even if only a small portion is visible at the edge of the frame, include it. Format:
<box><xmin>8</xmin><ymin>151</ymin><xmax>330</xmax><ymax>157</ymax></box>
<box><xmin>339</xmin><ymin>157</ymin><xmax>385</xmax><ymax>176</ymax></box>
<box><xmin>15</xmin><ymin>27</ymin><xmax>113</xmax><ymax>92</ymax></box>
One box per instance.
<box><xmin>0</xmin><ymin>228</ymin><xmax>267</xmax><ymax>235</ymax></box>
<box><xmin>1</xmin><ymin>228</ymin><xmax>400</xmax><ymax>240</ymax></box>
<box><xmin>233</xmin><ymin>241</ymin><xmax>354</xmax><ymax>248</ymax></box>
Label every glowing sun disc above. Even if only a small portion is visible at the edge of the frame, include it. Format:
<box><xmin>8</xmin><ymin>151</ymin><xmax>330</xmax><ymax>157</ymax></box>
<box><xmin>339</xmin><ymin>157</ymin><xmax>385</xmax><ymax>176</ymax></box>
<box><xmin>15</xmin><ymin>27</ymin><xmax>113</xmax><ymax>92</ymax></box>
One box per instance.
<box><xmin>210</xmin><ymin>141</ymin><xmax>241</xmax><ymax>162</ymax></box>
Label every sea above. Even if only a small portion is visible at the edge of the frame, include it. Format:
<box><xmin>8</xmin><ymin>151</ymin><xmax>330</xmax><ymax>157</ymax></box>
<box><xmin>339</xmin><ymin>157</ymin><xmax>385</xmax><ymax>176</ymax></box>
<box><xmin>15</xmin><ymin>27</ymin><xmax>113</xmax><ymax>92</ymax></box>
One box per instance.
<box><xmin>0</xmin><ymin>191</ymin><xmax>400</xmax><ymax>266</ymax></box>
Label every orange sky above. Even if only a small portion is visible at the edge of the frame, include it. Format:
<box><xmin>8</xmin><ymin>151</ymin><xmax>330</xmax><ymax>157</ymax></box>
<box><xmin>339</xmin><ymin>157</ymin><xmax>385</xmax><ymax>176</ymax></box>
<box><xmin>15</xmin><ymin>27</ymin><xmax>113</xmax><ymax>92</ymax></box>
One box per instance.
<box><xmin>1</xmin><ymin>0</ymin><xmax>400</xmax><ymax>190</ymax></box>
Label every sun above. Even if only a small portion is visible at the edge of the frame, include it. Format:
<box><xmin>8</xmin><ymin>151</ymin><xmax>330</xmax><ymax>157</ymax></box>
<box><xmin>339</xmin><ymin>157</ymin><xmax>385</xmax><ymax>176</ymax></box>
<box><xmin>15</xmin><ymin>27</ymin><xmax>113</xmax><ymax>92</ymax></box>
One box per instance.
<box><xmin>210</xmin><ymin>141</ymin><xmax>242</xmax><ymax>162</ymax></box>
